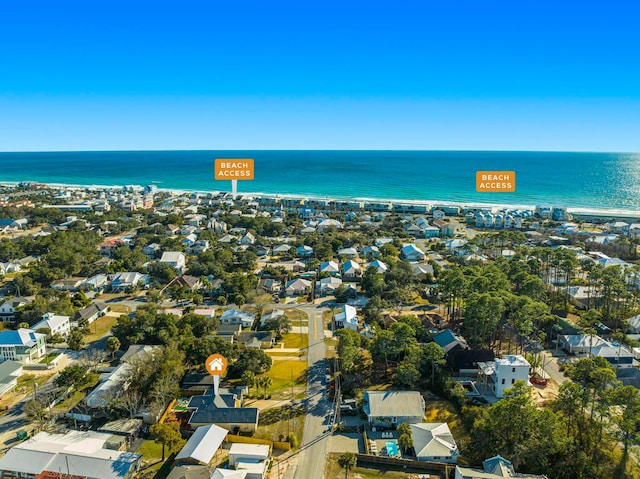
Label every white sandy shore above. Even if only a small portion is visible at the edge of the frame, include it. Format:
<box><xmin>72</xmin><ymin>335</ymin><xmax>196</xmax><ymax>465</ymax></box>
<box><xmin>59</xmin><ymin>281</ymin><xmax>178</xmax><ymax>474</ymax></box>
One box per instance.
<box><xmin>2</xmin><ymin>180</ymin><xmax>640</xmax><ymax>219</ymax></box>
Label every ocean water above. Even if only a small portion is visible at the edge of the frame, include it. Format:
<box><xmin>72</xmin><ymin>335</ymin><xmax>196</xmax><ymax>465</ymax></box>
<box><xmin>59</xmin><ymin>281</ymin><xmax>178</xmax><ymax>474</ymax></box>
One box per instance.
<box><xmin>1</xmin><ymin>150</ymin><xmax>639</xmax><ymax>213</ymax></box>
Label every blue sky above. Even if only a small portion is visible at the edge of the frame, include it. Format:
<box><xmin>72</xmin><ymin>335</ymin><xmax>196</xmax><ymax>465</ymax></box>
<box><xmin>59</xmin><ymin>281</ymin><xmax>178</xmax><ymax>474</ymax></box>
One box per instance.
<box><xmin>1</xmin><ymin>0</ymin><xmax>639</xmax><ymax>151</ymax></box>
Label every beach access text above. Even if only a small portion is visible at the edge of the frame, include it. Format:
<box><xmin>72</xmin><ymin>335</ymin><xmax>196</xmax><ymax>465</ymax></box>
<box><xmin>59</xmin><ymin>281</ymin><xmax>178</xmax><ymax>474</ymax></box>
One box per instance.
<box><xmin>476</xmin><ymin>170</ymin><xmax>516</xmax><ymax>192</ymax></box>
<box><xmin>215</xmin><ymin>158</ymin><xmax>254</xmax><ymax>180</ymax></box>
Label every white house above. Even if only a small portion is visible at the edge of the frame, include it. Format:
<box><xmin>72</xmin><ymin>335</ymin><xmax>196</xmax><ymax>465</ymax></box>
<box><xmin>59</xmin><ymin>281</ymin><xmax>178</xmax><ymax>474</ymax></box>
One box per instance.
<box><xmin>32</xmin><ymin>312</ymin><xmax>71</xmax><ymax>338</ymax></box>
<box><xmin>0</xmin><ymin>328</ymin><xmax>47</xmax><ymax>363</ymax></box>
<box><xmin>320</xmin><ymin>261</ymin><xmax>340</xmax><ymax>276</ymax></box>
<box><xmin>335</xmin><ymin>305</ymin><xmax>358</xmax><ymax>331</ymax></box>
<box><xmin>228</xmin><ymin>443</ymin><xmax>270</xmax><ymax>476</ymax></box>
<box><xmin>411</xmin><ymin>423</ymin><xmax>458</xmax><ymax>463</ymax></box>
<box><xmin>285</xmin><ymin>278</ymin><xmax>312</xmax><ymax>296</ymax></box>
<box><xmin>342</xmin><ymin>260</ymin><xmax>362</xmax><ymax>279</ymax></box>
<box><xmin>0</xmin><ymin>360</ymin><xmax>24</xmax><ymax>395</ymax></box>
<box><xmin>220</xmin><ymin>309</ymin><xmax>256</xmax><ymax>328</ymax></box>
<box><xmin>478</xmin><ymin>355</ymin><xmax>530</xmax><ymax>399</ymax></box>
<box><xmin>401</xmin><ymin>244</ymin><xmax>426</xmax><ymax>262</ymax></box>
<box><xmin>363</xmin><ymin>390</ymin><xmax>426</xmax><ymax>428</ymax></box>
<box><xmin>0</xmin><ymin>296</ymin><xmax>32</xmax><ymax>323</ymax></box>
<box><xmin>160</xmin><ymin>251</ymin><xmax>186</xmax><ymax>273</ymax></box>
<box><xmin>316</xmin><ymin>276</ymin><xmax>343</xmax><ymax>296</ymax></box>
<box><xmin>367</xmin><ymin>260</ymin><xmax>388</xmax><ymax>274</ymax></box>
<box><xmin>110</xmin><ymin>272</ymin><xmax>150</xmax><ymax>292</ymax></box>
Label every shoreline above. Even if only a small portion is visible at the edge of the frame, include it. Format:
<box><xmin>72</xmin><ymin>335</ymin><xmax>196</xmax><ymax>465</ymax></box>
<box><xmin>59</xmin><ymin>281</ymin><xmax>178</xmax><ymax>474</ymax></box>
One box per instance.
<box><xmin>3</xmin><ymin>180</ymin><xmax>640</xmax><ymax>219</ymax></box>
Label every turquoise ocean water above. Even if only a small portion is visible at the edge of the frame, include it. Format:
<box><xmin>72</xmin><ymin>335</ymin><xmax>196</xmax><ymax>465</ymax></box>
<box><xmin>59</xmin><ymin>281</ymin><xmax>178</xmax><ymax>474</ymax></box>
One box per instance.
<box><xmin>1</xmin><ymin>150</ymin><xmax>639</xmax><ymax>213</ymax></box>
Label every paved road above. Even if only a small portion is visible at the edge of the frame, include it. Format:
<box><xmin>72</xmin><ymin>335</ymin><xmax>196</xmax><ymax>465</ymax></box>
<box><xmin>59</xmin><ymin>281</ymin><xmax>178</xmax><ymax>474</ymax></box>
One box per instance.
<box><xmin>293</xmin><ymin>305</ymin><xmax>331</xmax><ymax>479</ymax></box>
<box><xmin>540</xmin><ymin>350</ymin><xmax>569</xmax><ymax>386</ymax></box>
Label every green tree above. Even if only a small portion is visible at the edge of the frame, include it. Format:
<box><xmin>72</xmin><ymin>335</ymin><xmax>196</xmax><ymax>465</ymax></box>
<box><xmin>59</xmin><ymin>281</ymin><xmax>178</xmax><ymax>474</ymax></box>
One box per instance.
<box><xmin>337</xmin><ymin>452</ymin><xmax>357</xmax><ymax>479</ymax></box>
<box><xmin>150</xmin><ymin>422</ymin><xmax>185</xmax><ymax>461</ymax></box>
<box><xmin>56</xmin><ymin>364</ymin><xmax>88</xmax><ymax>390</ymax></box>
<box><xmin>106</xmin><ymin>336</ymin><xmax>121</xmax><ymax>359</ymax></box>
<box><xmin>66</xmin><ymin>328</ymin><xmax>85</xmax><ymax>350</ymax></box>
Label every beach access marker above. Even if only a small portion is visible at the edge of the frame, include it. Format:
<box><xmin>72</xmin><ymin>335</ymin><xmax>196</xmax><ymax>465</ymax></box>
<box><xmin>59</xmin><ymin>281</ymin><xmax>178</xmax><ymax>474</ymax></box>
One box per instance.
<box><xmin>206</xmin><ymin>353</ymin><xmax>228</xmax><ymax>397</ymax></box>
<box><xmin>215</xmin><ymin>158</ymin><xmax>254</xmax><ymax>199</ymax></box>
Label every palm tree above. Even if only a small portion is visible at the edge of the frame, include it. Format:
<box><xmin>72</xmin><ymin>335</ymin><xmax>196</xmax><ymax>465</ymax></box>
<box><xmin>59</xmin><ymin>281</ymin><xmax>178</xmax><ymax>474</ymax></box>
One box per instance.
<box><xmin>337</xmin><ymin>452</ymin><xmax>356</xmax><ymax>479</ymax></box>
<box><xmin>261</xmin><ymin>376</ymin><xmax>272</xmax><ymax>399</ymax></box>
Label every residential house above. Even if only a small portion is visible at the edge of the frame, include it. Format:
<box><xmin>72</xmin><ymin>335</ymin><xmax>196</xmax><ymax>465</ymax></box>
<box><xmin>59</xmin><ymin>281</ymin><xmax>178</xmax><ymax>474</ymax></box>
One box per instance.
<box><xmin>73</xmin><ymin>302</ymin><xmax>109</xmax><ymax>327</ymax></box>
<box><xmin>240</xmin><ymin>233</ymin><xmax>256</xmax><ymax>245</ymax></box>
<box><xmin>110</xmin><ymin>272</ymin><xmax>150</xmax><ymax>292</ymax></box>
<box><xmin>559</xmin><ymin>334</ymin><xmax>609</xmax><ymax>356</ymax></box>
<box><xmin>477</xmin><ymin>355</ymin><xmax>530</xmax><ymax>399</ymax></box>
<box><xmin>160</xmin><ymin>251</ymin><xmax>187</xmax><ymax>273</ymax></box>
<box><xmin>433</xmin><ymin>209</ymin><xmax>446</xmax><ymax>220</ymax></box>
<box><xmin>0</xmin><ymin>430</ymin><xmax>141</xmax><ymax>479</ymax></box>
<box><xmin>165</xmin><ymin>275</ymin><xmax>202</xmax><ymax>292</ymax></box>
<box><xmin>32</xmin><ymin>312</ymin><xmax>71</xmax><ymax>338</ymax></box>
<box><xmin>342</xmin><ymin>260</ymin><xmax>362</xmax><ymax>280</ymax></box>
<box><xmin>455</xmin><ymin>455</ymin><xmax>548</xmax><ymax>479</ymax></box>
<box><xmin>82</xmin><ymin>273</ymin><xmax>110</xmax><ymax>291</ymax></box>
<box><xmin>228</xmin><ymin>443</ymin><xmax>270</xmax><ymax>479</ymax></box>
<box><xmin>216</xmin><ymin>324</ymin><xmax>243</xmax><ymax>343</ymax></box>
<box><xmin>316</xmin><ymin>276</ymin><xmax>343</xmax><ymax>296</ymax></box>
<box><xmin>272</xmin><ymin>244</ymin><xmax>292</xmax><ymax>256</ymax></box>
<box><xmin>334</xmin><ymin>305</ymin><xmax>358</xmax><ymax>331</ymax></box>
<box><xmin>411</xmin><ymin>423</ymin><xmax>458</xmax><ymax>463</ymax></box>
<box><xmin>433</xmin><ymin>329</ymin><xmax>469</xmax><ymax>355</ymax></box>
<box><xmin>411</xmin><ymin>263</ymin><xmax>435</xmax><ymax>279</ymax></box>
<box><xmin>220</xmin><ymin>309</ymin><xmax>256</xmax><ymax>328</ymax></box>
<box><xmin>401</xmin><ymin>244</ymin><xmax>426</xmax><ymax>262</ymax></box>
<box><xmin>99</xmin><ymin>238</ymin><xmax>124</xmax><ymax>257</ymax></box>
<box><xmin>0</xmin><ymin>360</ymin><xmax>23</xmax><ymax>395</ymax></box>
<box><xmin>186</xmin><ymin>240</ymin><xmax>210</xmax><ymax>255</ymax></box>
<box><xmin>166</xmin><ymin>224</ymin><xmax>180</xmax><ymax>235</ymax></box>
<box><xmin>192</xmin><ymin>308</ymin><xmax>217</xmax><ymax>319</ymax></box>
<box><xmin>374</xmin><ymin>237</ymin><xmax>394</xmax><ymax>247</ymax></box>
<box><xmin>367</xmin><ymin>259</ymin><xmax>388</xmax><ymax>274</ymax></box>
<box><xmin>363</xmin><ymin>390</ymin><xmax>426</xmax><ymax>428</ymax></box>
<box><xmin>296</xmin><ymin>245</ymin><xmax>314</xmax><ymax>257</ymax></box>
<box><xmin>0</xmin><ymin>262</ymin><xmax>20</xmax><ymax>275</ymax></box>
<box><xmin>362</xmin><ymin>245</ymin><xmax>380</xmax><ymax>258</ymax></box>
<box><xmin>142</xmin><ymin>243</ymin><xmax>160</xmax><ymax>259</ymax></box>
<box><xmin>317</xmin><ymin>218</ymin><xmax>342</xmax><ymax>231</ymax></box>
<box><xmin>236</xmin><ymin>331</ymin><xmax>274</xmax><ymax>349</ymax></box>
<box><xmin>50</xmin><ymin>277</ymin><xmax>86</xmax><ymax>292</ymax></box>
<box><xmin>258</xmin><ymin>278</ymin><xmax>282</xmax><ymax>294</ymax></box>
<box><xmin>259</xmin><ymin>309</ymin><xmax>285</xmax><ymax>327</ymax></box>
<box><xmin>85</xmin><ymin>362</ymin><xmax>133</xmax><ymax>408</ymax></box>
<box><xmin>337</xmin><ymin>247</ymin><xmax>359</xmax><ymax>259</ymax></box>
<box><xmin>0</xmin><ymin>296</ymin><xmax>32</xmax><ymax>323</ymax></box>
<box><xmin>174</xmin><ymin>424</ymin><xmax>227</xmax><ymax>466</ymax></box>
<box><xmin>285</xmin><ymin>278</ymin><xmax>312</xmax><ymax>296</ymax></box>
<box><xmin>187</xmin><ymin>389</ymin><xmax>259</xmax><ymax>433</ymax></box>
<box><xmin>320</xmin><ymin>260</ymin><xmax>340</xmax><ymax>276</ymax></box>
<box><xmin>0</xmin><ymin>328</ymin><xmax>47</xmax><ymax>363</ymax></box>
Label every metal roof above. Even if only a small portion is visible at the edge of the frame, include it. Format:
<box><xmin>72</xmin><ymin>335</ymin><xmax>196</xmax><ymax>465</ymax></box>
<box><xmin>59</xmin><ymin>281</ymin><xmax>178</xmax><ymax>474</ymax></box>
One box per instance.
<box><xmin>175</xmin><ymin>424</ymin><xmax>228</xmax><ymax>465</ymax></box>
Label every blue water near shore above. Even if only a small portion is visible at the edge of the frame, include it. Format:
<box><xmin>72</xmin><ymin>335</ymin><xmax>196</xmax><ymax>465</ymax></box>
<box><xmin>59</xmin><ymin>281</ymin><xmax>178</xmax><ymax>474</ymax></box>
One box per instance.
<box><xmin>1</xmin><ymin>150</ymin><xmax>639</xmax><ymax>213</ymax></box>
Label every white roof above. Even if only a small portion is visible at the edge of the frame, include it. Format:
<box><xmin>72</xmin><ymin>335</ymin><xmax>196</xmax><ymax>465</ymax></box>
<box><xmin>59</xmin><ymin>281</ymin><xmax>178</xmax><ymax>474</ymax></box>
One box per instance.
<box><xmin>175</xmin><ymin>424</ymin><xmax>227</xmax><ymax>465</ymax></box>
<box><xmin>32</xmin><ymin>313</ymin><xmax>69</xmax><ymax>332</ymax></box>
<box><xmin>160</xmin><ymin>251</ymin><xmax>185</xmax><ymax>263</ymax></box>
<box><xmin>336</xmin><ymin>305</ymin><xmax>357</xmax><ymax>325</ymax></box>
<box><xmin>411</xmin><ymin>423</ymin><xmax>457</xmax><ymax>459</ymax></box>
<box><xmin>228</xmin><ymin>443</ymin><xmax>270</xmax><ymax>458</ymax></box>
<box><xmin>495</xmin><ymin>355</ymin><xmax>529</xmax><ymax>367</ymax></box>
<box><xmin>211</xmin><ymin>470</ymin><xmax>247</xmax><ymax>479</ymax></box>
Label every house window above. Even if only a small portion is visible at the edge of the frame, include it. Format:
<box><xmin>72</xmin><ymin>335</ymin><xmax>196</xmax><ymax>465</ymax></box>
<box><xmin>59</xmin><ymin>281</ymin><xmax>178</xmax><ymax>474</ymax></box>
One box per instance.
<box><xmin>511</xmin><ymin>379</ymin><xmax>515</xmax><ymax>384</ymax></box>
<box><xmin>501</xmin><ymin>378</ymin><xmax>505</xmax><ymax>385</ymax></box>
<box><xmin>512</xmin><ymin>367</ymin><xmax>516</xmax><ymax>373</ymax></box>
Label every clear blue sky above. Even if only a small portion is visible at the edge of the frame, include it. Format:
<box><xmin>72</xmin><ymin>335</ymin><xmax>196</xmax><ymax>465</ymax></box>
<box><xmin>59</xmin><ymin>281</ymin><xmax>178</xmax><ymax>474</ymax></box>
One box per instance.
<box><xmin>1</xmin><ymin>0</ymin><xmax>639</xmax><ymax>151</ymax></box>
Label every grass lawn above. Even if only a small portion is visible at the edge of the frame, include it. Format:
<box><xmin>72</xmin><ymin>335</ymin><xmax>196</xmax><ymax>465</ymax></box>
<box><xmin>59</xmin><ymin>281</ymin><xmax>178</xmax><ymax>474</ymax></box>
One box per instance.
<box><xmin>267</xmin><ymin>351</ymin><xmax>304</xmax><ymax>357</ymax></box>
<box><xmin>286</xmin><ymin>308</ymin><xmax>309</xmax><ymax>326</ymax></box>
<box><xmin>108</xmin><ymin>304</ymin><xmax>131</xmax><ymax>313</ymax></box>
<box><xmin>424</xmin><ymin>399</ymin><xmax>466</xmax><ymax>443</ymax></box>
<box><xmin>39</xmin><ymin>352</ymin><xmax>60</xmax><ymax>364</ymax></box>
<box><xmin>84</xmin><ymin>315</ymin><xmax>119</xmax><ymax>343</ymax></box>
<box><xmin>135</xmin><ymin>440</ymin><xmax>170</xmax><ymax>479</ymax></box>
<box><xmin>254</xmin><ymin>403</ymin><xmax>306</xmax><ymax>447</ymax></box>
<box><xmin>51</xmin><ymin>391</ymin><xmax>85</xmax><ymax>413</ymax></box>
<box><xmin>260</xmin><ymin>359</ymin><xmax>307</xmax><ymax>400</ymax></box>
<box><xmin>325</xmin><ymin>453</ymin><xmax>416</xmax><ymax>478</ymax></box>
<box><xmin>281</xmin><ymin>332</ymin><xmax>308</xmax><ymax>350</ymax></box>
